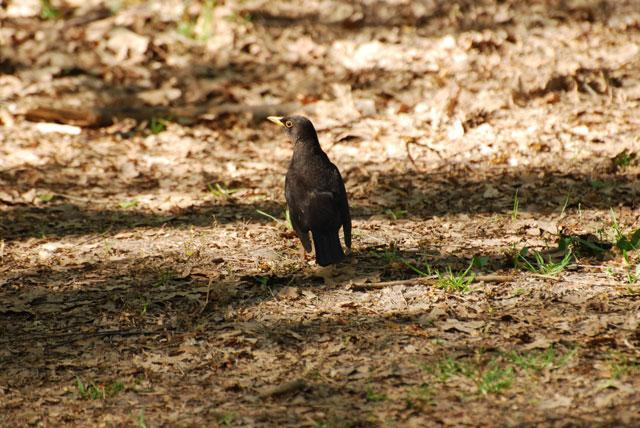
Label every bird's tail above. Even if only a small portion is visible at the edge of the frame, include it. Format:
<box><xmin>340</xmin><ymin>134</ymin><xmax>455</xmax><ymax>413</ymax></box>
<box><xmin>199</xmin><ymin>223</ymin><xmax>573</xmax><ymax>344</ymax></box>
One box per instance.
<box><xmin>311</xmin><ymin>230</ymin><xmax>344</xmax><ymax>266</ymax></box>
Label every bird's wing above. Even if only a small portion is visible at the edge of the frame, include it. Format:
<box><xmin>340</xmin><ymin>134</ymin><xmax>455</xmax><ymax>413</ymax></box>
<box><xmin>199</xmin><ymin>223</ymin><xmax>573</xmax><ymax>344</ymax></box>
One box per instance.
<box><xmin>305</xmin><ymin>191</ymin><xmax>341</xmax><ymax>231</ymax></box>
<box><xmin>285</xmin><ymin>173</ymin><xmax>312</xmax><ymax>251</ymax></box>
<box><xmin>331</xmin><ymin>165</ymin><xmax>351</xmax><ymax>249</ymax></box>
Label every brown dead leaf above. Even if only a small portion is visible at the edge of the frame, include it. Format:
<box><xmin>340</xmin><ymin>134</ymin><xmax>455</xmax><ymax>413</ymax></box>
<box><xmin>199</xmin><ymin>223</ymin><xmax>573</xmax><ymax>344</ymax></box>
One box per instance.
<box><xmin>277</xmin><ymin>287</ymin><xmax>300</xmax><ymax>300</ymax></box>
<box><xmin>523</xmin><ymin>337</ymin><xmax>554</xmax><ymax>350</ymax></box>
<box><xmin>539</xmin><ymin>394</ymin><xmax>572</xmax><ymax>410</ymax></box>
<box><xmin>440</xmin><ymin>319</ymin><xmax>484</xmax><ymax>335</ymax></box>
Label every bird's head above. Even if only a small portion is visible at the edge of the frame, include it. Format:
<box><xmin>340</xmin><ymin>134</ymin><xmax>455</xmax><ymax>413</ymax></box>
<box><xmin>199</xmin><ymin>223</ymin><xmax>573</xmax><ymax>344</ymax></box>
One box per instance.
<box><xmin>267</xmin><ymin>115</ymin><xmax>318</xmax><ymax>144</ymax></box>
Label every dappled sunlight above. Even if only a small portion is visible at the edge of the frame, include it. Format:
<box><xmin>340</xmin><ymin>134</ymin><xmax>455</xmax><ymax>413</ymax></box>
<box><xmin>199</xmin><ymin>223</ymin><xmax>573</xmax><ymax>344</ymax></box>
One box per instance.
<box><xmin>1</xmin><ymin>0</ymin><xmax>640</xmax><ymax>426</ymax></box>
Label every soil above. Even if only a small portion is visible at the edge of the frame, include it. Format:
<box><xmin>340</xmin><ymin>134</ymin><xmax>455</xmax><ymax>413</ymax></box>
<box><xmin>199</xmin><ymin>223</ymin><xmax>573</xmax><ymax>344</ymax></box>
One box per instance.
<box><xmin>1</xmin><ymin>0</ymin><xmax>640</xmax><ymax>426</ymax></box>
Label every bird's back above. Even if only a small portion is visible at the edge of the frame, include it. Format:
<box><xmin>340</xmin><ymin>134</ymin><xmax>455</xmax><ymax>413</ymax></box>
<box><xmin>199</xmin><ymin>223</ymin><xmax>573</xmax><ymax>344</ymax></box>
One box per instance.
<box><xmin>286</xmin><ymin>148</ymin><xmax>342</xmax><ymax>231</ymax></box>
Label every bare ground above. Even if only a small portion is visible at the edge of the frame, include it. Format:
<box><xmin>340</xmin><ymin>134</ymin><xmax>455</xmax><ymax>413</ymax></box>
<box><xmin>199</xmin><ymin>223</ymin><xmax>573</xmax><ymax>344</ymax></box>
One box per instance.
<box><xmin>1</xmin><ymin>0</ymin><xmax>640</xmax><ymax>426</ymax></box>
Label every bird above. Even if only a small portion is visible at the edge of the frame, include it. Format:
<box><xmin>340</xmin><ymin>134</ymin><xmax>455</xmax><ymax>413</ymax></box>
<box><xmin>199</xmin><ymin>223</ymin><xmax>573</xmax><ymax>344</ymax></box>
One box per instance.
<box><xmin>267</xmin><ymin>115</ymin><xmax>351</xmax><ymax>266</ymax></box>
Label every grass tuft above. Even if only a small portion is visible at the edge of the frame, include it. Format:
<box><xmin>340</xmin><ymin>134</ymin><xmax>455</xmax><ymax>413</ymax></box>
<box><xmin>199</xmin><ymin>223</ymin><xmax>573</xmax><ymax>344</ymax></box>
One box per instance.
<box><xmin>208</xmin><ymin>183</ymin><xmax>240</xmax><ymax>198</ymax></box>
<box><xmin>119</xmin><ymin>199</ymin><xmax>139</xmax><ymax>209</ymax></box>
<box><xmin>365</xmin><ymin>387</ymin><xmax>387</xmax><ymax>402</ymax></box>
<box><xmin>136</xmin><ymin>409</ymin><xmax>147</xmax><ymax>428</ymax></box>
<box><xmin>420</xmin><ymin>347</ymin><xmax>576</xmax><ymax>397</ymax></box>
<box><xmin>76</xmin><ymin>378</ymin><xmax>124</xmax><ymax>400</ymax></box>
<box><xmin>608</xmin><ymin>352</ymin><xmax>640</xmax><ymax>379</ymax></box>
<box><xmin>477</xmin><ymin>364</ymin><xmax>513</xmax><ymax>395</ymax></box>
<box><xmin>507</xmin><ymin>346</ymin><xmax>576</xmax><ymax>372</ymax></box>
<box><xmin>514</xmin><ymin>247</ymin><xmax>572</xmax><ymax>276</ymax></box>
<box><xmin>436</xmin><ymin>264</ymin><xmax>474</xmax><ymax>292</ymax></box>
<box><xmin>218</xmin><ymin>412</ymin><xmax>235</xmax><ymax>425</ymax></box>
<box><xmin>256</xmin><ymin>208</ymin><xmax>293</xmax><ymax>230</ymax></box>
<box><xmin>611</xmin><ymin>149</ymin><xmax>637</xmax><ymax>172</ymax></box>
<box><xmin>177</xmin><ymin>0</ymin><xmax>217</xmax><ymax>41</ymax></box>
<box><xmin>38</xmin><ymin>193</ymin><xmax>55</xmax><ymax>203</ymax></box>
<box><xmin>154</xmin><ymin>268</ymin><xmax>176</xmax><ymax>287</ymax></box>
<box><xmin>40</xmin><ymin>0</ymin><xmax>60</xmax><ymax>20</ymax></box>
<box><xmin>405</xmin><ymin>384</ymin><xmax>433</xmax><ymax>409</ymax></box>
<box><xmin>385</xmin><ymin>208</ymin><xmax>408</xmax><ymax>220</ymax></box>
<box><xmin>149</xmin><ymin>117</ymin><xmax>167</xmax><ymax>134</ymax></box>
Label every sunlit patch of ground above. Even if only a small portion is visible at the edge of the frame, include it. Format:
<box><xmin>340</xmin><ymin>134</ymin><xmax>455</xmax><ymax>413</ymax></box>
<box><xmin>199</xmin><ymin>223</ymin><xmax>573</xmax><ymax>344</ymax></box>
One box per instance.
<box><xmin>1</xmin><ymin>0</ymin><xmax>640</xmax><ymax>426</ymax></box>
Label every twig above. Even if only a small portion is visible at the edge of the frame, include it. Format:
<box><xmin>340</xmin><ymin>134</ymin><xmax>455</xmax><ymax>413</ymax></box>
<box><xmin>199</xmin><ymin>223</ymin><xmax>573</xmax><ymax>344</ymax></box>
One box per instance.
<box><xmin>350</xmin><ymin>274</ymin><xmax>513</xmax><ymax>290</ymax></box>
<box><xmin>197</xmin><ymin>277</ymin><xmax>213</xmax><ymax>315</ymax></box>
<box><xmin>55</xmin><ymin>193</ymin><xmax>91</xmax><ymax>202</ymax></box>
<box><xmin>404</xmin><ymin>138</ymin><xmax>444</xmax><ymax>168</ymax></box>
<box><xmin>529</xmin><ymin>273</ymin><xmax>562</xmax><ymax>281</ymax></box>
<box><xmin>62</xmin><ymin>6</ymin><xmax>111</xmax><ymax>29</ymax></box>
<box><xmin>474</xmin><ymin>274</ymin><xmax>514</xmax><ymax>283</ymax></box>
<box><xmin>405</xmin><ymin>139</ymin><xmax>418</xmax><ymax>167</ymax></box>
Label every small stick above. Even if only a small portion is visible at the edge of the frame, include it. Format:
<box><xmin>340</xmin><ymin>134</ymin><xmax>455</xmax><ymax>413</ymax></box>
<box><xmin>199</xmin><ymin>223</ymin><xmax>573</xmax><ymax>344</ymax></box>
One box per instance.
<box><xmin>350</xmin><ymin>274</ymin><xmax>513</xmax><ymax>290</ymax></box>
<box><xmin>529</xmin><ymin>273</ymin><xmax>561</xmax><ymax>281</ymax></box>
<box><xmin>197</xmin><ymin>278</ymin><xmax>213</xmax><ymax>315</ymax></box>
<box><xmin>474</xmin><ymin>274</ymin><xmax>514</xmax><ymax>283</ymax></box>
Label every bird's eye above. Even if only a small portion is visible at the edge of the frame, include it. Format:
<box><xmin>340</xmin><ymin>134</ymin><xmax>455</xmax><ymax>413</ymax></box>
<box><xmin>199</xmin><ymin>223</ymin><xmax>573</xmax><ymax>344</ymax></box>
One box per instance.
<box><xmin>285</xmin><ymin>120</ymin><xmax>293</xmax><ymax>128</ymax></box>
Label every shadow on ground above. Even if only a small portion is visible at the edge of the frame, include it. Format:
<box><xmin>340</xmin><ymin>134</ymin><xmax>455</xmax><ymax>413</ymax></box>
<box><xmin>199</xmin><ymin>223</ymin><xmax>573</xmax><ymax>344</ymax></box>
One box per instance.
<box><xmin>1</xmin><ymin>160</ymin><xmax>636</xmax><ymax>241</ymax></box>
<box><xmin>1</xmin><ymin>243</ymin><xmax>637</xmax><ymax>425</ymax></box>
<box><xmin>0</xmin><ymin>245</ymin><xmax>500</xmax><ymax>365</ymax></box>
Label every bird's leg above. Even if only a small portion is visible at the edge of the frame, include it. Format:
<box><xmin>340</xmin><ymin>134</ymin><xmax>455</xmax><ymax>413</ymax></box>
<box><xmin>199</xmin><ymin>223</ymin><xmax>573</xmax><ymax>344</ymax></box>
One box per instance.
<box><xmin>299</xmin><ymin>245</ymin><xmax>311</xmax><ymax>263</ymax></box>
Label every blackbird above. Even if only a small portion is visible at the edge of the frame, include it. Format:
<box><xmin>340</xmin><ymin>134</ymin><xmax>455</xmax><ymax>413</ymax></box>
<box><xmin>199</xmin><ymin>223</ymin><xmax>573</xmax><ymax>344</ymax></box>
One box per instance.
<box><xmin>268</xmin><ymin>115</ymin><xmax>351</xmax><ymax>266</ymax></box>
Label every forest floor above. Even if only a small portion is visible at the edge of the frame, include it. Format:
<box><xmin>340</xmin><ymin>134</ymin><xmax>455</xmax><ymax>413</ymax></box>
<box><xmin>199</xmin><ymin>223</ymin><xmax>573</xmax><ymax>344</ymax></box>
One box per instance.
<box><xmin>1</xmin><ymin>0</ymin><xmax>640</xmax><ymax>426</ymax></box>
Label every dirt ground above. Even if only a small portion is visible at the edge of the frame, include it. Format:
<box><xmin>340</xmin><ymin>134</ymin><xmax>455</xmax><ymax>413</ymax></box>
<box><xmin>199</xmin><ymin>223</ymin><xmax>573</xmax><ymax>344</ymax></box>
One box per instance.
<box><xmin>1</xmin><ymin>0</ymin><xmax>640</xmax><ymax>426</ymax></box>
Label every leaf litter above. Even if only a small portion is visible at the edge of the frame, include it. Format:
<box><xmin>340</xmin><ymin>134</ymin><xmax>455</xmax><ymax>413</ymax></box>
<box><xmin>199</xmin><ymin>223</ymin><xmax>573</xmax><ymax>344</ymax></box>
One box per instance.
<box><xmin>1</xmin><ymin>0</ymin><xmax>640</xmax><ymax>426</ymax></box>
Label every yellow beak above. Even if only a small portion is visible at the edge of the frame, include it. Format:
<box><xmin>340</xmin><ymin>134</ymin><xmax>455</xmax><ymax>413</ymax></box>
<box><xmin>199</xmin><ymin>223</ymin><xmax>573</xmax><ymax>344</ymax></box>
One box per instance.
<box><xmin>267</xmin><ymin>116</ymin><xmax>285</xmax><ymax>126</ymax></box>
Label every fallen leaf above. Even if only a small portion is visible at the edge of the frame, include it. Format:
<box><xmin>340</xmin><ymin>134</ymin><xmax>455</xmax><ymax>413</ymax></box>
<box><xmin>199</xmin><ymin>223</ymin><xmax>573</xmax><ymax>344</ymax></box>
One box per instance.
<box><xmin>440</xmin><ymin>319</ymin><xmax>484</xmax><ymax>335</ymax></box>
<box><xmin>277</xmin><ymin>287</ymin><xmax>300</xmax><ymax>300</ymax></box>
<box><xmin>539</xmin><ymin>394</ymin><xmax>572</xmax><ymax>410</ymax></box>
<box><xmin>483</xmin><ymin>185</ymin><xmax>500</xmax><ymax>198</ymax></box>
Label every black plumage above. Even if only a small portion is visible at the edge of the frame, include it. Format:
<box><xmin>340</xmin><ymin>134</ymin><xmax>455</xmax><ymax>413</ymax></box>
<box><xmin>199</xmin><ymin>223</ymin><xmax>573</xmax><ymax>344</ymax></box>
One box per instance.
<box><xmin>268</xmin><ymin>115</ymin><xmax>351</xmax><ymax>266</ymax></box>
